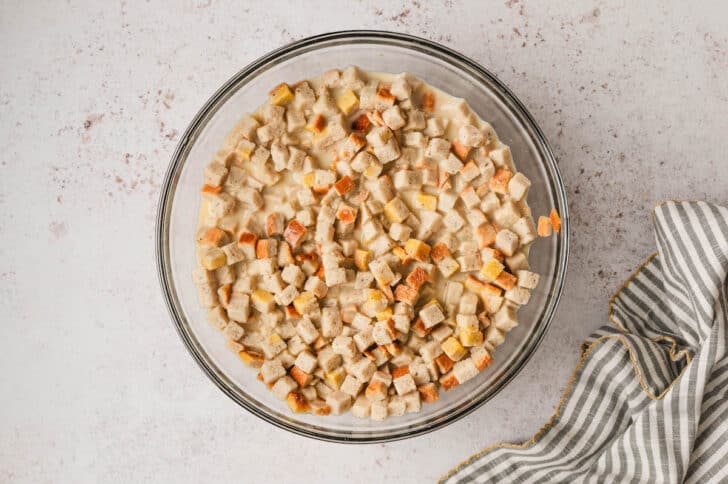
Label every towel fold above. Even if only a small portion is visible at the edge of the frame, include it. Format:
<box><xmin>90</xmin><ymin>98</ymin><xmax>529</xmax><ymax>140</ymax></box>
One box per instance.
<box><xmin>442</xmin><ymin>201</ymin><xmax>728</xmax><ymax>484</ymax></box>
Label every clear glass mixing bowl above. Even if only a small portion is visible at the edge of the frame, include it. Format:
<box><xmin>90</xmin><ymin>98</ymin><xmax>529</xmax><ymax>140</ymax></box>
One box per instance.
<box><xmin>156</xmin><ymin>31</ymin><xmax>569</xmax><ymax>442</ymax></box>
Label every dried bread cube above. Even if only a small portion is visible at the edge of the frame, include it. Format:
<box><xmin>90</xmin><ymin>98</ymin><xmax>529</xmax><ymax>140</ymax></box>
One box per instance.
<box><xmin>260</xmin><ymin>359</ymin><xmax>286</xmax><ymax>384</ymax></box>
<box><xmin>340</xmin><ymin>375</ymin><xmax>364</xmax><ymax>397</ymax></box>
<box><xmin>517</xmin><ymin>270</ymin><xmax>540</xmax><ymax>289</ymax></box>
<box><xmin>326</xmin><ymin>390</ymin><xmax>352</xmax><ymax>415</ymax></box>
<box><xmin>271</xmin><ymin>376</ymin><xmax>298</xmax><ymax>400</ymax></box>
<box><xmin>512</xmin><ymin>217</ymin><xmax>537</xmax><ymax>245</ymax></box>
<box><xmin>493</xmin><ymin>305</ymin><xmax>518</xmax><ymax>331</ymax></box>
<box><xmin>352</xmin><ymin>395</ymin><xmax>372</xmax><ymax>418</ymax></box>
<box><xmin>494</xmin><ymin>229</ymin><xmax>519</xmax><ymax>257</ymax></box>
<box><xmin>370</xmin><ymin>399</ymin><xmax>389</xmax><ymax>421</ymax></box>
<box><xmin>505</xmin><ymin>286</ymin><xmax>531</xmax><ymax>305</ymax></box>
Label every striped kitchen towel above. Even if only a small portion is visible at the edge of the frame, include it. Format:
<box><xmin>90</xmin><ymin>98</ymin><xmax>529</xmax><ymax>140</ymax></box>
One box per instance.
<box><xmin>442</xmin><ymin>200</ymin><xmax>728</xmax><ymax>484</ymax></box>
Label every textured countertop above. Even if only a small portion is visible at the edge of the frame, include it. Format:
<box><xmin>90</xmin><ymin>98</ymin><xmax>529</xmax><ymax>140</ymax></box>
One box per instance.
<box><xmin>1</xmin><ymin>1</ymin><xmax>726</xmax><ymax>482</ymax></box>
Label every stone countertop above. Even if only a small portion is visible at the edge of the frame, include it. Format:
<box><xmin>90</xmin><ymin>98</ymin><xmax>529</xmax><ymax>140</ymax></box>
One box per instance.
<box><xmin>1</xmin><ymin>1</ymin><xmax>726</xmax><ymax>482</ymax></box>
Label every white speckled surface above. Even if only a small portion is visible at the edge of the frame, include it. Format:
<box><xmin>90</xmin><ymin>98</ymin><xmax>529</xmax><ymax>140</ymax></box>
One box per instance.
<box><xmin>1</xmin><ymin>1</ymin><xmax>726</xmax><ymax>482</ymax></box>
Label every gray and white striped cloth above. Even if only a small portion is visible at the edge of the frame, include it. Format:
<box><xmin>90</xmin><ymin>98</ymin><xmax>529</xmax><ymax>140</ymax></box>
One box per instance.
<box><xmin>442</xmin><ymin>201</ymin><xmax>728</xmax><ymax>483</ymax></box>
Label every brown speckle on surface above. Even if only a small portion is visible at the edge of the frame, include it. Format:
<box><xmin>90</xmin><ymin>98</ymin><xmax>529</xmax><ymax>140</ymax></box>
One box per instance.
<box><xmin>48</xmin><ymin>221</ymin><xmax>67</xmax><ymax>239</ymax></box>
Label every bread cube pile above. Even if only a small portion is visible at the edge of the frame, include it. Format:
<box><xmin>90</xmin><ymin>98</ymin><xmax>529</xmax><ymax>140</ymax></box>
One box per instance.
<box><xmin>193</xmin><ymin>66</ymin><xmax>557</xmax><ymax>420</ymax></box>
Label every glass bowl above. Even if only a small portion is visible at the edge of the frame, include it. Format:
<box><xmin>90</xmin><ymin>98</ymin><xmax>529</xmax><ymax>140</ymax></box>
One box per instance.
<box><xmin>156</xmin><ymin>31</ymin><xmax>569</xmax><ymax>443</ymax></box>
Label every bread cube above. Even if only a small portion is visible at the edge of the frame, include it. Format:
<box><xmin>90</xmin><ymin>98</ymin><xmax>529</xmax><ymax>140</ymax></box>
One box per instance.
<box><xmin>489</xmin><ymin>146</ymin><xmax>512</xmax><ymax>166</ymax></box>
<box><xmin>271</xmin><ymin>376</ymin><xmax>298</xmax><ymax>400</ymax></box>
<box><xmin>262</xmin><ymin>333</ymin><xmax>287</xmax><ymax>359</ymax></box>
<box><xmin>493</xmin><ymin>305</ymin><xmax>518</xmax><ymax>331</ymax></box>
<box><xmin>352</xmin><ymin>395</ymin><xmax>372</xmax><ymax>418</ymax></box>
<box><xmin>508</xmin><ymin>172</ymin><xmax>531</xmax><ymax>201</ymax></box>
<box><xmin>295</xmin><ymin>316</ymin><xmax>320</xmax><ymax>345</ymax></box>
<box><xmin>441</xmin><ymin>336</ymin><xmax>467</xmax><ymax>361</ymax></box>
<box><xmin>260</xmin><ymin>359</ymin><xmax>286</xmax><ymax>384</ymax></box>
<box><xmin>512</xmin><ymin>217</ymin><xmax>537</xmax><ymax>245</ymax></box>
<box><xmin>453</xmin><ymin>358</ymin><xmax>479</xmax><ymax>384</ymax></box>
<box><xmin>424</xmin><ymin>118</ymin><xmax>447</xmax><ymax>137</ymax></box>
<box><xmin>505</xmin><ymin>251</ymin><xmax>529</xmax><ymax>272</ymax></box>
<box><xmin>317</xmin><ymin>346</ymin><xmax>342</xmax><ymax>373</ymax></box>
<box><xmin>516</xmin><ymin>270</ymin><xmax>540</xmax><ymax>289</ymax></box>
<box><xmin>480</xmin><ymin>191</ymin><xmax>501</xmax><ymax>214</ymax></box>
<box><xmin>425</xmin><ymin>138</ymin><xmax>451</xmax><ymax>161</ymax></box>
<box><xmin>349</xmin><ymin>356</ymin><xmax>376</xmax><ymax>381</ymax></box>
<box><xmin>494</xmin><ymin>229</ymin><xmax>519</xmax><ymax>257</ymax></box>
<box><xmin>485</xmin><ymin>325</ymin><xmax>506</xmax><ymax>347</ymax></box>
<box><xmin>441</xmin><ymin>153</ymin><xmax>464</xmax><ymax>174</ymax></box>
<box><xmin>340</xmin><ymin>375</ymin><xmax>364</xmax><ymax>397</ymax></box>
<box><xmin>382</xmin><ymin>105</ymin><xmax>407</xmax><ymax>130</ymax></box>
<box><xmin>383</xmin><ymin>197</ymin><xmax>410</xmax><ymax>224</ymax></box>
<box><xmin>370</xmin><ymin>399</ymin><xmax>389</xmax><ymax>421</ymax></box>
<box><xmin>460</xmin><ymin>186</ymin><xmax>480</xmax><ymax>209</ymax></box>
<box><xmin>326</xmin><ymin>390</ymin><xmax>352</xmax><ymax>415</ymax></box>
<box><xmin>321</xmin><ymin>307</ymin><xmax>343</xmax><ymax>338</ymax></box>
<box><xmin>331</xmin><ymin>335</ymin><xmax>357</xmax><ymax>359</ymax></box>
<box><xmin>419</xmin><ymin>302</ymin><xmax>445</xmax><ymax>329</ymax></box>
<box><xmin>458</xmin><ymin>124</ymin><xmax>485</xmax><ymax>147</ymax></box>
<box><xmin>418</xmin><ymin>382</ymin><xmax>440</xmax><ymax>402</ymax></box>
<box><xmin>442</xmin><ymin>210</ymin><xmax>465</xmax><ymax>232</ymax></box>
<box><xmin>457</xmin><ymin>253</ymin><xmax>481</xmax><ymax>272</ymax></box>
<box><xmin>204</xmin><ymin>161</ymin><xmax>228</xmax><ymax>187</ymax></box>
<box><xmin>227</xmin><ymin>293</ymin><xmax>250</xmax><ymax>322</ymax></box>
<box><xmin>505</xmin><ymin>286</ymin><xmax>531</xmax><ymax>305</ymax></box>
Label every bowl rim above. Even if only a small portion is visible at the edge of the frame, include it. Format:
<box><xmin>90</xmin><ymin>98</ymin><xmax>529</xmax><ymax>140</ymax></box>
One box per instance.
<box><xmin>156</xmin><ymin>29</ymin><xmax>569</xmax><ymax>443</ymax></box>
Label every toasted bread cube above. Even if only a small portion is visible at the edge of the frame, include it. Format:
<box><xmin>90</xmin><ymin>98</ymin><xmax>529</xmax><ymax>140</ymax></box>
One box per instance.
<box><xmin>460</xmin><ymin>185</ymin><xmax>480</xmax><ymax>208</ymax></box>
<box><xmin>222</xmin><ymin>320</ymin><xmax>244</xmax><ymax>341</ymax></box>
<box><xmin>206</xmin><ymin>306</ymin><xmax>229</xmax><ymax>330</ymax></box>
<box><xmin>204</xmin><ymin>161</ymin><xmax>228</xmax><ymax>187</ymax></box>
<box><xmin>235</xmin><ymin>187</ymin><xmax>263</xmax><ymax>210</ymax></box>
<box><xmin>516</xmin><ymin>270</ymin><xmax>540</xmax><ymax>289</ymax></box>
<box><xmin>370</xmin><ymin>399</ymin><xmax>389</xmax><ymax>421</ymax></box>
<box><xmin>489</xmin><ymin>167</ymin><xmax>513</xmax><ymax>194</ymax></box>
<box><xmin>425</xmin><ymin>137</ymin><xmax>451</xmax><ymax>161</ymax></box>
<box><xmin>323</xmin><ymin>390</ymin><xmax>350</xmax><ymax>415</ymax></box>
<box><xmin>325</xmin><ymin>267</ymin><xmax>347</xmax><ymax>287</ymax></box>
<box><xmin>294</xmin><ymin>350</ymin><xmax>318</xmax><ymax>374</ymax></box>
<box><xmin>430</xmin><ymin>243</ymin><xmax>451</xmax><ymax>263</ymax></box>
<box><xmin>419</xmin><ymin>302</ymin><xmax>445</xmax><ymax>329</ymax></box>
<box><xmin>293</xmin><ymin>289</ymin><xmax>318</xmax><ymax>314</ymax></box>
<box><xmin>201</xmin><ymin>247</ymin><xmax>227</xmax><ymax>270</ymax></box>
<box><xmin>289</xmin><ymin>366</ymin><xmax>313</xmax><ymax>387</ymax></box>
<box><xmin>382</xmin><ymin>105</ymin><xmax>406</xmax><ymax>130</ymax></box>
<box><xmin>260</xmin><ymin>359</ymin><xmax>286</xmax><ymax>384</ymax></box>
<box><xmin>250</xmin><ymin>289</ymin><xmax>274</xmax><ymax>313</ymax></box>
<box><xmin>414</xmin><ymin>192</ymin><xmax>438</xmax><ymax>211</ymax></box>
<box><xmin>434</xmin><ymin>352</ymin><xmax>455</xmax><ymax>373</ymax></box>
<box><xmin>373</xmin><ymin>138</ymin><xmax>401</xmax><ymax>164</ymax></box>
<box><xmin>398</xmin><ymin>391</ymin><xmax>420</xmax><ymax>413</ymax></box>
<box><xmin>451</xmin><ymin>140</ymin><xmax>470</xmax><ymax>162</ymax></box>
<box><xmin>494</xmin><ymin>305</ymin><xmax>518</xmax><ymax>331</ymax></box>
<box><xmin>286</xmin><ymin>390</ymin><xmax>311</xmax><ymax>413</ymax></box>
<box><xmin>457</xmin><ymin>253</ymin><xmax>481</xmax><ymax>272</ymax></box>
<box><xmin>443</xmin><ymin>210</ymin><xmax>465</xmax><ymax>232</ymax></box>
<box><xmin>394</xmin><ymin>284</ymin><xmax>418</xmax><ymax>305</ymax></box>
<box><xmin>331</xmin><ymin>335</ymin><xmax>357</xmax><ymax>359</ymax></box>
<box><xmin>486</xmin><ymin>325</ymin><xmax>506</xmax><ymax>347</ymax></box>
<box><xmin>549</xmin><ymin>208</ymin><xmax>562</xmax><ymax>232</ymax></box>
<box><xmin>389</xmin><ymin>222</ymin><xmax>412</xmax><ymax>242</ymax></box>
<box><xmin>295</xmin><ymin>316</ymin><xmax>320</xmax><ymax>345</ymax></box>
<box><xmin>269</xmin><ymin>82</ymin><xmax>294</xmax><ymax>106</ymax></box>
<box><xmin>441</xmin><ymin>336</ymin><xmax>467</xmax><ymax>362</ymax></box>
<box><xmin>538</xmin><ymin>216</ymin><xmax>553</xmax><ymax>237</ymax></box>
<box><xmin>458</xmin><ymin>292</ymin><xmax>478</xmax><ymax>317</ymax></box>
<box><xmin>369</xmin><ymin>259</ymin><xmax>395</xmax><ymax>286</ymax></box>
<box><xmin>404</xmin><ymin>131</ymin><xmax>427</xmax><ymax>149</ymax></box>
<box><xmin>372</xmin><ymin>320</ymin><xmax>395</xmax><ymax>346</ymax></box>
<box><xmin>405</xmin><ymin>267</ymin><xmax>429</xmax><ymax>291</ymax></box>
<box><xmin>418</xmin><ymin>382</ymin><xmax>440</xmax><ymax>402</ymax></box>
<box><xmin>321</xmin><ymin>307</ymin><xmax>343</xmax><ymax>338</ymax></box>
<box><xmin>481</xmin><ymin>258</ymin><xmax>505</xmax><ymax>281</ymax></box>
<box><xmin>476</xmin><ymin>223</ymin><xmax>497</xmax><ymax>249</ymax></box>
<box><xmin>387</xmin><ymin>395</ymin><xmax>406</xmax><ymax>416</ymax></box>
<box><xmin>419</xmin><ymin>340</ymin><xmax>444</xmax><ymax>362</ymax></box>
<box><xmin>271</xmin><ymin>376</ymin><xmax>298</xmax><ymax>400</ymax></box>
<box><xmin>349</xmin><ymin>356</ymin><xmax>376</xmax><ymax>381</ymax></box>
<box><xmin>489</xmin><ymin>146</ymin><xmax>512</xmax><ymax>166</ymax></box>
<box><xmin>459</xmin><ymin>326</ymin><xmax>484</xmax><ymax>347</ymax></box>
<box><xmin>440</xmin><ymin>372</ymin><xmax>460</xmax><ymax>391</ymax></box>
<box><xmin>441</xmin><ymin>153</ymin><xmax>464</xmax><ymax>175</ymax></box>
<box><xmin>238</xmin><ymin>349</ymin><xmax>264</xmax><ymax>368</ymax></box>
<box><xmin>256</xmin><ymin>239</ymin><xmax>278</xmax><ymax>260</ymax></box>
<box><xmin>383</xmin><ymin>197</ymin><xmax>409</xmax><ymax>224</ymax></box>
<box><xmin>479</xmin><ymin>192</ymin><xmax>501</xmax><ymax>215</ymax></box>
<box><xmin>494</xmin><ymin>229</ymin><xmax>519</xmax><ymax>257</ymax></box>
<box><xmin>458</xmin><ymin>124</ymin><xmax>485</xmax><ymax>147</ymax></box>
<box><xmin>222</xmin><ymin>242</ymin><xmax>248</xmax><ymax>266</ymax></box>
<box><xmin>470</xmin><ymin>345</ymin><xmax>493</xmax><ymax>371</ymax></box>
<box><xmin>453</xmin><ymin>358</ymin><xmax>479</xmax><ymax>384</ymax></box>
<box><xmin>227</xmin><ymin>293</ymin><xmax>250</xmax><ymax>322</ymax></box>
<box><xmin>375</xmin><ymin>85</ymin><xmax>396</xmax><ymax>110</ymax></box>
<box><xmin>390</xmin><ymin>74</ymin><xmax>412</xmax><ymax>100</ymax></box>
<box><xmin>459</xmin><ymin>160</ymin><xmax>480</xmax><ymax>182</ymax></box>
<box><xmin>512</xmin><ymin>217</ymin><xmax>537</xmax><ymax>245</ymax></box>
<box><xmin>354</xmin><ymin>272</ymin><xmax>374</xmax><ymax>291</ymax></box>
<box><xmin>262</xmin><ymin>333</ymin><xmax>287</xmax><ymax>359</ymax></box>
<box><xmin>405</xmin><ymin>238</ymin><xmax>431</xmax><ymax>262</ymax></box>
<box><xmin>317</xmin><ymin>346</ymin><xmax>342</xmax><ymax>373</ymax></box>
<box><xmin>508</xmin><ymin>172</ymin><xmax>531</xmax><ymax>201</ymax></box>
<box><xmin>280</xmin><ymin>264</ymin><xmax>305</xmax><ymax>289</ymax></box>
<box><xmin>505</xmin><ymin>286</ymin><xmax>531</xmax><ymax>306</ymax></box>
<box><xmin>441</xmin><ymin>282</ymin><xmax>462</xmax><ymax>307</ymax></box>
<box><xmin>352</xmin><ymin>395</ymin><xmax>372</xmax><ymax>418</ymax></box>
<box><xmin>340</xmin><ymin>375</ymin><xmax>364</xmax><ymax>397</ymax></box>
<box><xmin>335</xmin><ymin>89</ymin><xmax>359</xmax><ymax>115</ymax></box>
<box><xmin>393</xmin><ymin>373</ymin><xmax>417</xmax><ymax>396</ymax></box>
<box><xmin>324</xmin><ymin>366</ymin><xmax>346</xmax><ymax>390</ymax></box>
